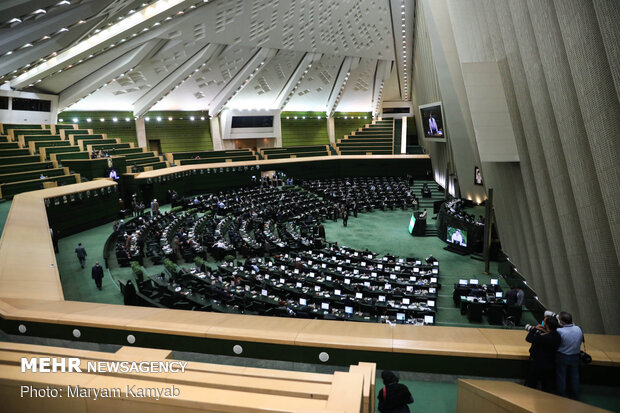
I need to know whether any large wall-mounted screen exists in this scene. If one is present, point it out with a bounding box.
[419,102,446,142]
[231,116,274,128]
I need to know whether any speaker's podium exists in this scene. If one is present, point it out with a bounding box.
[409,212,427,236]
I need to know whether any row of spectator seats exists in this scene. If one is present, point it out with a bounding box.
[165,148,258,165]
[0,123,168,196]
[335,119,394,155]
[260,145,331,159]
[0,341,374,413]
[0,123,83,198]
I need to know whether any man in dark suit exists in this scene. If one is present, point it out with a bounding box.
[75,243,87,269]
[91,262,104,290]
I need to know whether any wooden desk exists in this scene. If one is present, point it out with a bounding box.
[457,379,612,413]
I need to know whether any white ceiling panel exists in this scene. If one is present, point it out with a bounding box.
[227,49,305,110]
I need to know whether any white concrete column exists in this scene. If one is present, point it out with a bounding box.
[210,116,224,150]
[135,118,147,148]
[401,116,408,154]
[327,117,335,144]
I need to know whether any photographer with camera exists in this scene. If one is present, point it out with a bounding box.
[524,316,560,393]
[556,311,584,400]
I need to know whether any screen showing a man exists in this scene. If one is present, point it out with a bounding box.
[107,168,119,181]
[474,166,483,185]
[419,103,445,139]
[446,226,468,247]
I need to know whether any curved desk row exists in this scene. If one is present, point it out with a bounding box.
[0,160,618,383]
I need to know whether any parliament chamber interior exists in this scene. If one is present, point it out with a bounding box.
[0,1,618,412]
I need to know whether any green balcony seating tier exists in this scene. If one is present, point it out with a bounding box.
[338,149,394,155]
[0,161,54,175]
[0,174,79,199]
[107,148,146,156]
[0,155,42,165]
[51,152,91,163]
[336,119,394,155]
[0,167,67,184]
[262,145,329,154]
[87,142,132,151]
[41,146,82,160]
[63,129,92,138]
[30,140,73,153]
[60,159,112,180]
[125,156,161,166]
[122,151,156,160]
[261,145,330,159]
[50,124,78,134]
[177,155,258,165]
[0,142,20,150]
[340,141,394,147]
[170,149,253,161]
[68,134,105,145]
[20,134,63,147]
[11,129,52,140]
[265,152,329,160]
[128,161,168,172]
[78,138,119,149]
[0,149,31,157]
[0,136,9,142]
[1,124,44,135]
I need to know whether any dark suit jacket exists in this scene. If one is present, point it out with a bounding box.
[526,329,561,369]
[92,265,104,280]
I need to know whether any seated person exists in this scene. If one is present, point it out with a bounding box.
[425,254,437,264]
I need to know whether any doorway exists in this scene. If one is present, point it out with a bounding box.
[148,139,162,154]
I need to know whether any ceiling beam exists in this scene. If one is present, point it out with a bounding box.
[0,0,61,23]
[208,47,277,117]
[389,0,414,100]
[58,39,166,111]
[0,17,101,81]
[326,56,360,117]
[0,2,109,56]
[133,43,224,118]
[10,0,199,89]
[371,60,392,117]
[274,52,322,110]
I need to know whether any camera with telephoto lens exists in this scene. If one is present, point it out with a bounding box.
[524,324,540,333]
[544,311,558,318]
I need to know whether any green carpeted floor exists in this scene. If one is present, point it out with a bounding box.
[57,220,123,304]
[372,376,620,413]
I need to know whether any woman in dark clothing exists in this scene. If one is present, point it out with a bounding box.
[124,280,137,305]
[378,370,414,413]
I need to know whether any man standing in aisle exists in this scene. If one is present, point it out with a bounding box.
[75,243,87,269]
[91,262,104,290]
[556,311,583,400]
